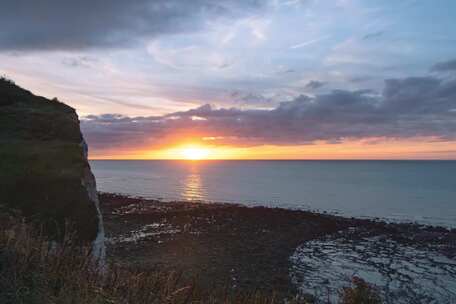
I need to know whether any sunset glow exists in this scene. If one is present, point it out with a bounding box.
[4,1,456,160]
[180,146,210,160]
[87,137,456,160]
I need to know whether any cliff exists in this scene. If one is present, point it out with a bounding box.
[0,77,104,255]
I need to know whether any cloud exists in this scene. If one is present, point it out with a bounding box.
[282,69,296,73]
[362,31,384,40]
[61,56,97,68]
[305,80,326,90]
[431,59,456,72]
[349,76,374,83]
[81,73,456,151]
[290,35,330,49]
[229,91,272,105]
[0,0,266,51]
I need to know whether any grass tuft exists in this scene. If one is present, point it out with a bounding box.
[339,277,382,304]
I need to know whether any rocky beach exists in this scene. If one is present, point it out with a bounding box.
[100,193,456,303]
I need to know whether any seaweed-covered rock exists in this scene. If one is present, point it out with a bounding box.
[0,77,104,249]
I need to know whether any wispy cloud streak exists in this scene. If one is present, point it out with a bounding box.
[290,35,330,49]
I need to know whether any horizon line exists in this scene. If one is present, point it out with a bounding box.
[89,158,456,161]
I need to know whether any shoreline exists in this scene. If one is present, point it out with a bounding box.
[100,192,456,301]
[99,191,456,230]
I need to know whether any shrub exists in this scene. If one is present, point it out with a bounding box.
[339,276,382,304]
[0,75,15,85]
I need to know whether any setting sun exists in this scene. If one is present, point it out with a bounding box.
[181,147,210,160]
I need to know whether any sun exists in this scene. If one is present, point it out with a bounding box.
[181,147,210,160]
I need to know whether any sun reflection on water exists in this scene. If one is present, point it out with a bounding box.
[182,165,205,201]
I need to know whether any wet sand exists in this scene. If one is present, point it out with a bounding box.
[100,193,456,301]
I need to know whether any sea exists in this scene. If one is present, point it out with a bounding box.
[90,160,456,228]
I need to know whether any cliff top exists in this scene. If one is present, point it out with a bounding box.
[0,77,82,142]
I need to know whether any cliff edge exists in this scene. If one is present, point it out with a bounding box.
[0,77,104,255]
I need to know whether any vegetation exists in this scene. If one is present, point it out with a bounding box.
[339,277,382,304]
[0,77,81,141]
[0,75,15,85]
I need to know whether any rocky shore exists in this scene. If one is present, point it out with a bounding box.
[100,193,456,303]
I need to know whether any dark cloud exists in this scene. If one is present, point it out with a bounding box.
[305,80,326,90]
[230,91,272,105]
[0,0,265,51]
[61,56,97,68]
[431,59,456,72]
[81,74,456,151]
[349,75,374,83]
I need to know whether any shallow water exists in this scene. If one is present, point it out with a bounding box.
[91,160,456,227]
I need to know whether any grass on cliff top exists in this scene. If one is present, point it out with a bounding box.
[0,211,382,304]
[0,77,82,143]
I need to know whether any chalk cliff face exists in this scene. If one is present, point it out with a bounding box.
[0,78,104,255]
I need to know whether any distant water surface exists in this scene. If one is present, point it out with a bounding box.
[90,160,456,227]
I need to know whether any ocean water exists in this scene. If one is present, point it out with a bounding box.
[90,160,456,228]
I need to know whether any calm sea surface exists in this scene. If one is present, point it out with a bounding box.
[90,160,456,227]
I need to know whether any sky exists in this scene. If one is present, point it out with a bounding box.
[1,0,456,159]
